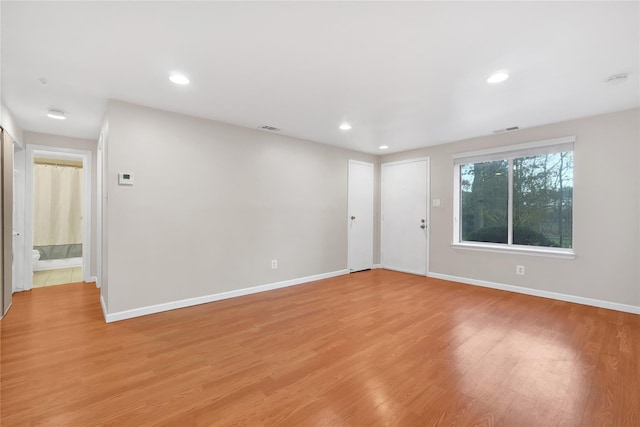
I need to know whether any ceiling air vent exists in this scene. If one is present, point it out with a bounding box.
[493,126,520,134]
[259,125,281,132]
[605,73,629,86]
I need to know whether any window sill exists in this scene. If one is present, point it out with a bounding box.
[452,242,576,259]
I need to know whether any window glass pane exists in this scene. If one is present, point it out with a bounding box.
[513,151,573,248]
[460,160,508,243]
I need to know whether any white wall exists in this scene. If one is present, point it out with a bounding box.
[382,108,640,309]
[104,100,378,314]
[23,132,98,277]
[1,102,23,147]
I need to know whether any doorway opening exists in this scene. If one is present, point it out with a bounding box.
[23,146,92,290]
[32,156,84,287]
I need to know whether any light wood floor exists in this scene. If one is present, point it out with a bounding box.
[1,270,638,426]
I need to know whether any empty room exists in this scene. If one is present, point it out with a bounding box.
[1,1,638,426]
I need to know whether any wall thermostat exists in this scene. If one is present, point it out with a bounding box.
[118,172,134,185]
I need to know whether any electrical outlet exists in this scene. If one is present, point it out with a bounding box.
[271,260,278,269]
[516,265,525,275]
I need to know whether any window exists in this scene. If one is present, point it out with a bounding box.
[453,137,574,255]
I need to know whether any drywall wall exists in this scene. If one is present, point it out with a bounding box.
[382,108,640,308]
[1,102,24,147]
[23,132,98,277]
[104,100,378,313]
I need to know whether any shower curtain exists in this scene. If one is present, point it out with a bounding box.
[33,164,83,260]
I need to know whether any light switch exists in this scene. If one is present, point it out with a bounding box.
[118,172,134,185]
[432,199,441,207]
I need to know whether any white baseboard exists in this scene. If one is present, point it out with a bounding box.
[87,276,97,284]
[104,269,350,323]
[372,264,383,269]
[427,272,640,315]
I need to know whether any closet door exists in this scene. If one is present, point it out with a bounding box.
[348,160,374,272]
[1,129,14,316]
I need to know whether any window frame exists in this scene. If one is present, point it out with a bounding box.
[452,136,576,259]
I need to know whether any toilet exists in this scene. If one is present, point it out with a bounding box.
[32,249,40,270]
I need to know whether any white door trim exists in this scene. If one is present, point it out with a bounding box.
[380,157,430,276]
[25,145,92,290]
[95,134,103,288]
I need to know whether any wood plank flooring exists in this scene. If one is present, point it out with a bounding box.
[1,270,638,426]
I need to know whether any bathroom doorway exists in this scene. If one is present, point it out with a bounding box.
[32,156,83,287]
[24,146,92,290]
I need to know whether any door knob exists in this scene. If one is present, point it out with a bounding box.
[420,224,426,229]
[351,216,356,220]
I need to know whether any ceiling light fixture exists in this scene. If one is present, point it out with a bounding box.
[339,123,352,131]
[487,72,509,84]
[47,109,66,120]
[379,145,389,150]
[169,73,190,85]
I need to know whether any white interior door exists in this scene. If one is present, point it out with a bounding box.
[348,160,374,272]
[13,144,25,292]
[2,130,14,315]
[381,158,428,275]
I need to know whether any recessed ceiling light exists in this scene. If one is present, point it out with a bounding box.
[487,72,509,84]
[379,145,389,150]
[339,123,352,131]
[169,73,190,85]
[47,109,66,120]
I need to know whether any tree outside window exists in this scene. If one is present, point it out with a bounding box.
[459,151,573,249]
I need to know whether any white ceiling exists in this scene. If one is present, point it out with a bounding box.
[1,1,638,154]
